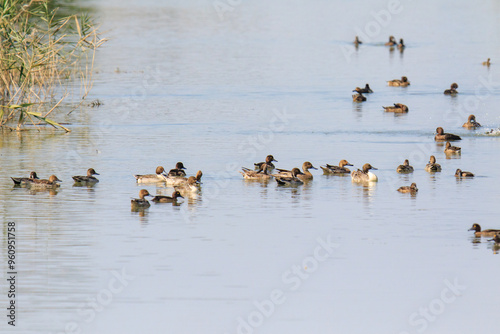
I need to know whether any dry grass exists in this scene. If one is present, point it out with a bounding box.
[0,0,106,132]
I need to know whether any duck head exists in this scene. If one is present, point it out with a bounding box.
[468,223,481,232]
[49,175,62,183]
[139,189,152,199]
[362,163,377,173]
[155,166,165,175]
[339,160,353,168]
[87,168,99,176]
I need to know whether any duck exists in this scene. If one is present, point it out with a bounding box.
[443,83,459,95]
[383,103,408,113]
[134,166,167,183]
[397,183,418,193]
[26,175,62,188]
[482,58,491,66]
[444,142,461,154]
[72,168,99,183]
[354,36,362,46]
[425,155,441,172]
[385,35,397,46]
[131,189,152,208]
[166,170,202,186]
[321,159,353,175]
[275,168,304,186]
[151,190,184,203]
[240,164,272,180]
[397,38,405,50]
[455,169,474,178]
[275,162,317,181]
[167,162,187,177]
[353,84,373,94]
[468,224,500,237]
[352,92,366,102]
[254,155,278,171]
[396,159,414,173]
[462,114,481,129]
[11,171,39,185]
[351,163,378,182]
[174,176,201,192]
[435,127,461,141]
[387,76,410,87]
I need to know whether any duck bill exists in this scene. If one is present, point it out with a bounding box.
[370,167,378,170]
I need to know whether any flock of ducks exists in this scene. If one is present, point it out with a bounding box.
[11,168,99,188]
[10,163,202,210]
[131,162,203,208]
[7,35,496,244]
[236,35,498,245]
[351,36,491,104]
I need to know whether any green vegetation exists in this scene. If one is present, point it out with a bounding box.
[0,0,106,132]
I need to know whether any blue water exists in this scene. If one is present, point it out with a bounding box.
[1,0,500,333]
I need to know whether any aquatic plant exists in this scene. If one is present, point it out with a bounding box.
[0,0,106,132]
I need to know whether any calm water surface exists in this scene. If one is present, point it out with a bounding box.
[1,0,500,333]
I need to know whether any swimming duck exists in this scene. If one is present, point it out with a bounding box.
[352,92,366,102]
[275,162,317,181]
[174,176,201,192]
[26,175,62,188]
[468,224,500,237]
[351,163,378,182]
[397,38,405,50]
[321,160,353,175]
[353,84,373,94]
[462,114,481,129]
[396,159,414,173]
[435,127,461,141]
[151,190,184,203]
[275,168,304,186]
[254,155,278,171]
[455,169,474,178]
[482,58,491,66]
[131,189,152,208]
[166,170,202,186]
[354,36,362,46]
[397,183,418,193]
[385,36,397,46]
[383,103,408,113]
[167,162,187,177]
[11,171,39,185]
[443,83,458,95]
[425,155,441,172]
[444,142,461,154]
[387,76,410,87]
[240,164,272,180]
[72,168,99,183]
[134,166,167,183]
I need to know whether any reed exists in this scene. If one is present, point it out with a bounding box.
[0,0,106,132]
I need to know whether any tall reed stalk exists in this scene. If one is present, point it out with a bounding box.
[0,0,106,132]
